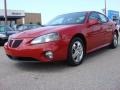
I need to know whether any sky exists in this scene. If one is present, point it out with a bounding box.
[0,0,120,24]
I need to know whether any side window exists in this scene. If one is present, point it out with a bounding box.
[18,26,24,31]
[89,12,100,21]
[98,13,108,23]
[24,25,29,30]
[6,26,13,31]
[28,25,32,29]
[32,25,39,29]
[0,26,5,32]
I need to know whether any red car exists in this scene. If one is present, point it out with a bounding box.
[4,11,119,66]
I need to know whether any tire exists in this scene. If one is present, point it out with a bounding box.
[0,39,5,46]
[109,32,118,49]
[0,40,3,46]
[0,42,4,46]
[67,37,85,66]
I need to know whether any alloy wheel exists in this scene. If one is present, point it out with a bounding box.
[71,41,84,63]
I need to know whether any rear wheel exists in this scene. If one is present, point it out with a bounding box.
[67,37,85,66]
[110,32,118,48]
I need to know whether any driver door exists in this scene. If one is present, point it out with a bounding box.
[87,12,105,51]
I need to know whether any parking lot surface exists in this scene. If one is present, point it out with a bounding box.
[0,39,120,90]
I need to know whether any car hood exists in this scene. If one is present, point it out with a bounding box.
[11,25,82,39]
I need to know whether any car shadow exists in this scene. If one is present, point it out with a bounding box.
[14,45,120,73]
[84,47,109,61]
[84,43,120,63]
[14,61,73,73]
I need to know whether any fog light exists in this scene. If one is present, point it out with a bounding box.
[45,51,53,59]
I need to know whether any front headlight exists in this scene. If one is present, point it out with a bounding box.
[0,34,6,38]
[31,33,60,44]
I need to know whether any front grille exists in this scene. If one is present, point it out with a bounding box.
[9,40,13,47]
[12,40,23,48]
[9,39,23,48]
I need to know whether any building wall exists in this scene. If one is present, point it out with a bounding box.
[107,10,119,20]
[17,13,41,25]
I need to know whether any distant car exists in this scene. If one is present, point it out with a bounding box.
[0,25,18,45]
[17,24,41,32]
[4,11,119,66]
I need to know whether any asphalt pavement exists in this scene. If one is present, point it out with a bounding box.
[0,39,120,90]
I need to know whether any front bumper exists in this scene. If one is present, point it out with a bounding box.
[4,38,68,62]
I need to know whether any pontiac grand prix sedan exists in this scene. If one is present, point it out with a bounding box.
[4,11,119,66]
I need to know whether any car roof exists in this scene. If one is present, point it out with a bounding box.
[56,11,102,17]
[62,11,103,15]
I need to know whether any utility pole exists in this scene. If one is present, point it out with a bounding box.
[4,0,7,25]
[105,0,107,15]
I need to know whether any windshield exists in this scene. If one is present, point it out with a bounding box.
[47,12,87,26]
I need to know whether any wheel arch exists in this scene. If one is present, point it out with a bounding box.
[114,29,119,37]
[70,33,87,52]
[67,33,86,66]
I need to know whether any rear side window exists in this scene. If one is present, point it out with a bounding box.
[98,13,108,23]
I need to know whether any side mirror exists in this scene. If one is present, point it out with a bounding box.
[88,19,100,26]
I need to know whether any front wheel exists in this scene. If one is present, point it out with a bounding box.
[109,32,118,48]
[67,37,85,66]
